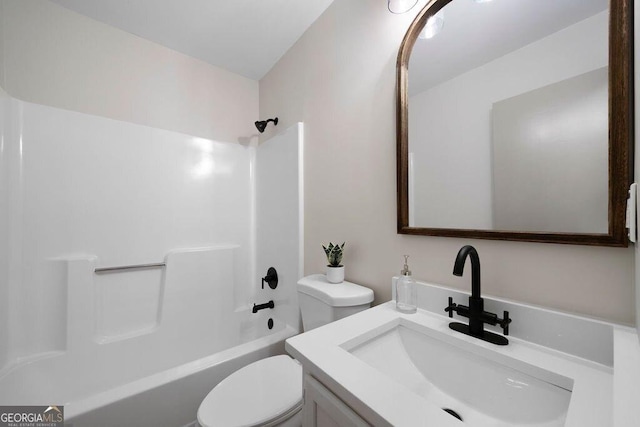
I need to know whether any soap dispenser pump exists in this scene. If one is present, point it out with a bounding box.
[396,255,417,313]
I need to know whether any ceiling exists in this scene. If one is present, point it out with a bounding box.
[49,0,336,81]
[47,0,608,88]
[409,0,608,96]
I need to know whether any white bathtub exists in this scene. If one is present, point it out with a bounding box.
[0,318,296,427]
[66,323,297,427]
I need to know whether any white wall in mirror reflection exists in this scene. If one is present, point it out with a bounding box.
[492,67,608,233]
[408,10,608,231]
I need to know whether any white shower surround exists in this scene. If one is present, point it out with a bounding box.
[0,94,303,426]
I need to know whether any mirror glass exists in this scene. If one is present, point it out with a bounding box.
[398,0,631,245]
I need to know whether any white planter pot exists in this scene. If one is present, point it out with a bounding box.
[326,266,344,284]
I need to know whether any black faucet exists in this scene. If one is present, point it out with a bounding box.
[445,245,511,346]
[252,300,274,313]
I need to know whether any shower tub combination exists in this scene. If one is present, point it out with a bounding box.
[0,95,303,427]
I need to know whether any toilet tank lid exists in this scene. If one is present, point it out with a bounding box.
[297,274,374,307]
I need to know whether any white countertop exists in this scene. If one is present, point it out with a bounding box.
[286,302,617,427]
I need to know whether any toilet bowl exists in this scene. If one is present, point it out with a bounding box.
[197,355,303,427]
[197,274,373,427]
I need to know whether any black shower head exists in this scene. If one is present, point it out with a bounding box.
[255,117,278,133]
[255,121,267,133]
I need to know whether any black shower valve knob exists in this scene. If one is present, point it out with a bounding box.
[261,267,278,289]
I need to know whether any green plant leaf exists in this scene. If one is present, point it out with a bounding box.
[323,242,345,267]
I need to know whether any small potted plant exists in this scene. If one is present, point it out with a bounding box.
[323,242,345,283]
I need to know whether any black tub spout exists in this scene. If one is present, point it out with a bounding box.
[252,300,274,313]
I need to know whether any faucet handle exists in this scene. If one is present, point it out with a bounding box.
[261,267,278,289]
[499,311,512,335]
[444,297,457,318]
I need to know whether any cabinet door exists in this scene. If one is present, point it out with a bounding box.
[303,374,370,427]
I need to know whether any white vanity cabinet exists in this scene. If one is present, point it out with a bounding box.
[303,374,370,427]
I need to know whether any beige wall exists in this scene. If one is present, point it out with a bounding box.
[1,0,258,143]
[260,0,635,324]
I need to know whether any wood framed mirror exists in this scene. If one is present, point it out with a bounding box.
[396,0,633,246]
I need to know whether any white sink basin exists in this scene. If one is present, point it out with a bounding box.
[343,321,573,427]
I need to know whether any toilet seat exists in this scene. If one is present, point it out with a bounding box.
[197,355,303,427]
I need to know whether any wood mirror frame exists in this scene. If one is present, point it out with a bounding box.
[396,0,633,246]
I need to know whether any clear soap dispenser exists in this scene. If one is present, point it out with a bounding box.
[396,255,417,313]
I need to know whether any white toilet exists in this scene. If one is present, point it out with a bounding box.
[197,274,374,427]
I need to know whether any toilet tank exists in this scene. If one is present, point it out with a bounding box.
[297,274,374,331]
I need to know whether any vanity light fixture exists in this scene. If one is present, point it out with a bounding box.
[388,0,418,14]
[419,10,444,39]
